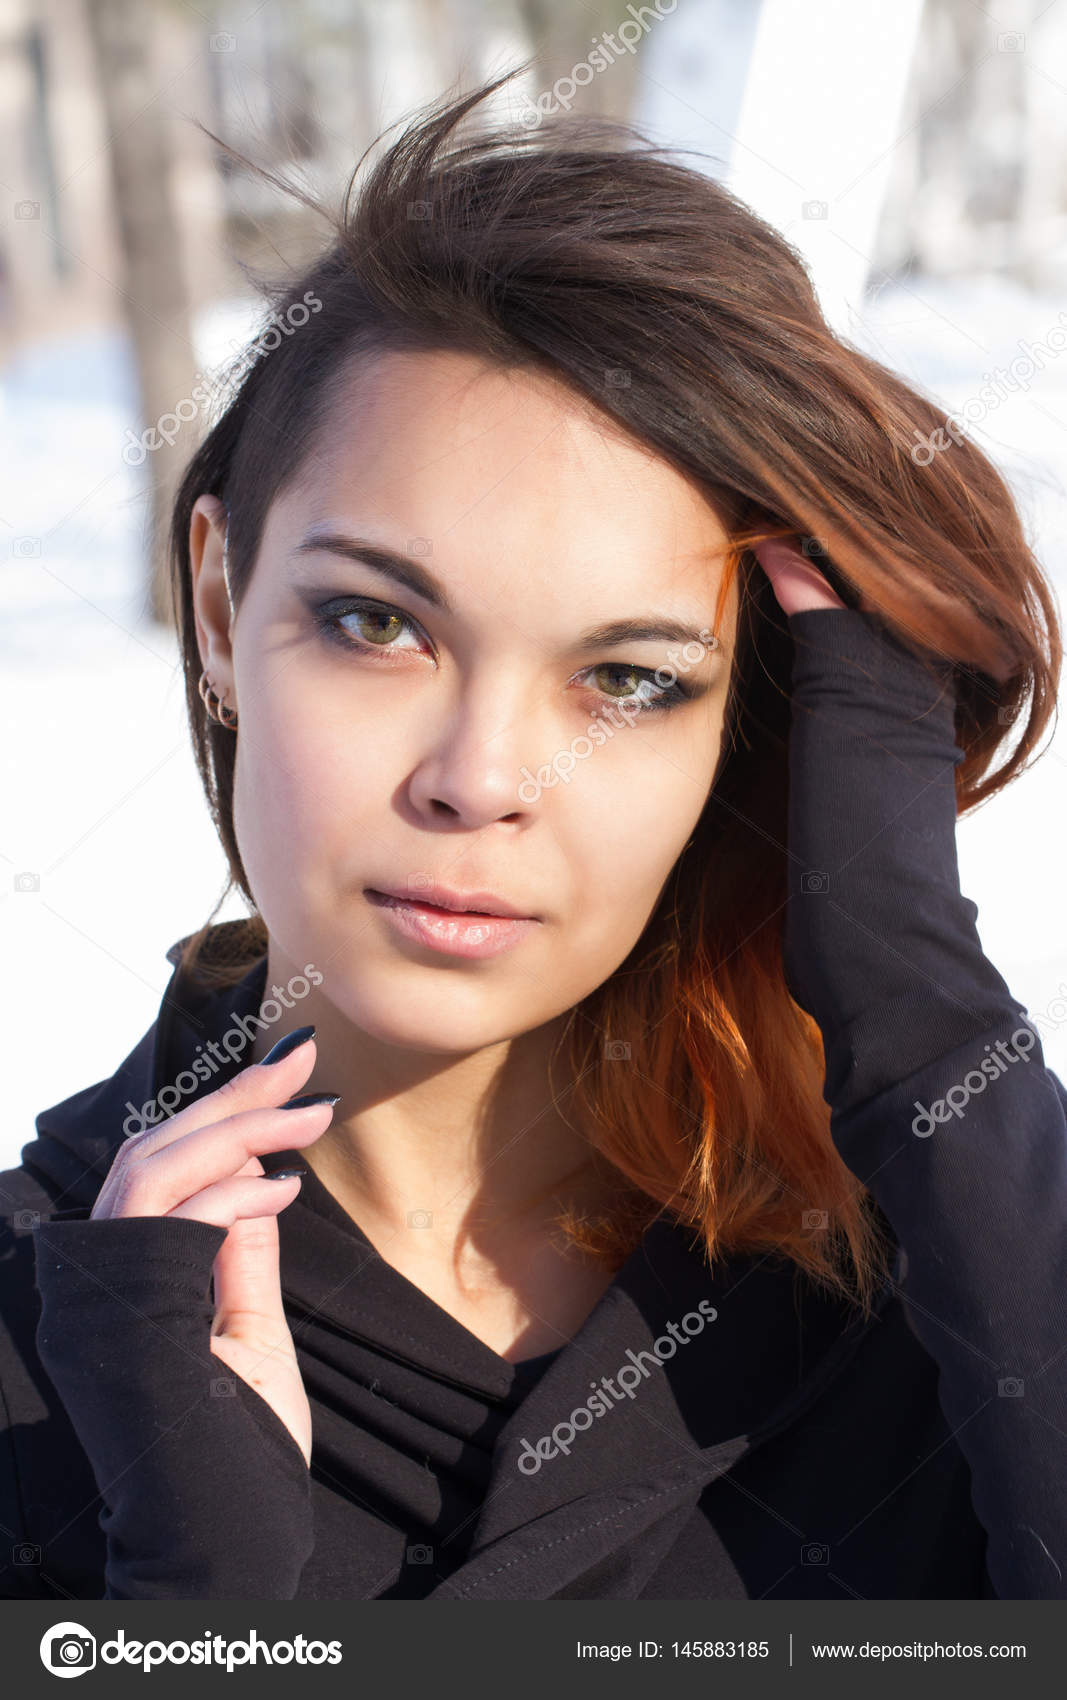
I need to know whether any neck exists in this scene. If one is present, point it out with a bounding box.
[247,944,610,1261]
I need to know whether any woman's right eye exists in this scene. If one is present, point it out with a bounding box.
[316,598,427,657]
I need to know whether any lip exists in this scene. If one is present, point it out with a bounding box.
[366,881,536,920]
[365,888,541,960]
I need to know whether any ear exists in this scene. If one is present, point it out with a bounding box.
[189,494,235,703]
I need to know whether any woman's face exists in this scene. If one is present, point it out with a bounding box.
[192,349,739,1052]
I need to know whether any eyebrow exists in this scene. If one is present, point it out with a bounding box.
[291,530,727,655]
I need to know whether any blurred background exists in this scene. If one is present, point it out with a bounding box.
[2,0,1066,1161]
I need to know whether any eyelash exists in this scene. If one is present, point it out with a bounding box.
[313,597,696,715]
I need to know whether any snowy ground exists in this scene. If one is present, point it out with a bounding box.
[1,277,1065,1170]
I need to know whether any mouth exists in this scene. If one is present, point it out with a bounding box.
[364,883,536,921]
[364,887,541,960]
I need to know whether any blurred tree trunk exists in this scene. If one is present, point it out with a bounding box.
[84,0,198,627]
[516,0,642,118]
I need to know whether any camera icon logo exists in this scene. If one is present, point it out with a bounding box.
[604,1040,631,1061]
[406,1543,434,1564]
[801,1542,830,1565]
[802,200,828,220]
[800,536,829,558]
[801,870,828,894]
[407,1209,433,1229]
[40,1621,97,1676]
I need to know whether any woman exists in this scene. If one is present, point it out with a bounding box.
[2,68,1064,1602]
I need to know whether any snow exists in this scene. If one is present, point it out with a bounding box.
[1,279,1065,1171]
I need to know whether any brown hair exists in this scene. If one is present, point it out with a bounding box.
[170,64,1061,1319]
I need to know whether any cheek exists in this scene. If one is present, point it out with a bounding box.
[600,702,722,842]
[230,678,394,917]
[550,743,715,952]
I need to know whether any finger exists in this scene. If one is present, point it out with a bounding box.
[119,1029,319,1159]
[188,1170,300,1345]
[96,1098,336,1220]
[202,1153,292,1338]
[166,1169,304,1231]
[210,1211,290,1340]
[753,539,847,614]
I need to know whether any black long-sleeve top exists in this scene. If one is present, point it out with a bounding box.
[2,607,1064,1600]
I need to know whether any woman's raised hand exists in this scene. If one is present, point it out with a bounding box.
[753,536,851,614]
[90,1025,338,1468]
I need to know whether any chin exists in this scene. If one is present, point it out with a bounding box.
[332,977,530,1056]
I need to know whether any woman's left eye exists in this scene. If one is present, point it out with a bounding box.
[577,662,692,714]
[315,599,692,714]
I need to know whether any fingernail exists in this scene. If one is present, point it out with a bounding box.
[261,1026,316,1065]
[267,1167,307,1181]
[282,1092,341,1111]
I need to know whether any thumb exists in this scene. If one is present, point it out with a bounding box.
[209,1154,292,1338]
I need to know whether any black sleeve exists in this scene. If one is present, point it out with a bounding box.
[31,1213,315,1600]
[784,607,1067,1601]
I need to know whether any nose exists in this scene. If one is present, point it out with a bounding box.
[406,671,539,829]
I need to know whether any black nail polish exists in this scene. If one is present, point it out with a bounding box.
[267,1167,307,1180]
[261,1026,316,1065]
[282,1092,341,1111]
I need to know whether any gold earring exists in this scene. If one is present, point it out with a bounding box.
[197,670,239,729]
